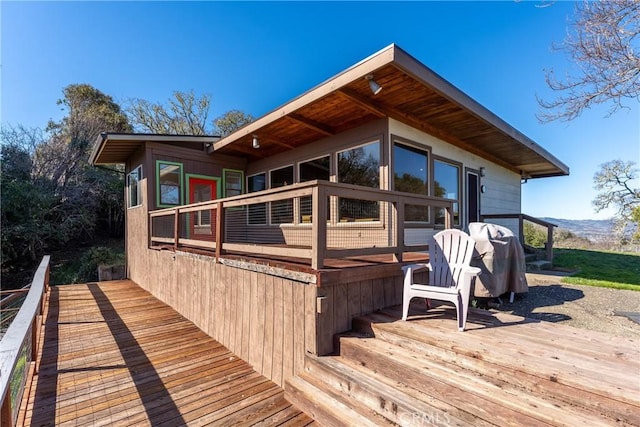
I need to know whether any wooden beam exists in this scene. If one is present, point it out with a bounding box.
[338,87,520,175]
[336,89,386,117]
[261,136,296,150]
[287,114,335,136]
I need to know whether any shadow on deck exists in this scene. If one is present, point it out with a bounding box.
[21,280,316,426]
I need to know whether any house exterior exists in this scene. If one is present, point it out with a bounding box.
[89,44,568,386]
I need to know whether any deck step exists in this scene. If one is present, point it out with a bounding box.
[348,310,640,426]
[339,334,564,426]
[284,375,390,427]
[526,259,553,271]
[303,352,487,427]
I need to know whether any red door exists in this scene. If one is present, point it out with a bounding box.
[188,177,217,241]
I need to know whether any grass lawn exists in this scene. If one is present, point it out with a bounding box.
[553,248,640,291]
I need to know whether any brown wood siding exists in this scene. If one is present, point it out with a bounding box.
[147,142,246,211]
[129,248,319,387]
[315,273,405,356]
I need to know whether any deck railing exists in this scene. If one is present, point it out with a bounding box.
[481,213,557,263]
[150,180,455,269]
[1,286,31,339]
[0,255,50,427]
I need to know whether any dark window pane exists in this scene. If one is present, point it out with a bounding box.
[300,156,330,182]
[158,162,181,206]
[338,142,379,188]
[394,144,428,195]
[338,142,380,222]
[300,156,330,221]
[248,173,266,224]
[270,166,294,224]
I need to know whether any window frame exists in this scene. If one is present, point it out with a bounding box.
[246,171,267,225]
[433,156,463,227]
[222,168,244,198]
[269,164,295,225]
[155,160,184,208]
[336,140,382,224]
[127,164,143,209]
[392,137,432,225]
[298,155,331,224]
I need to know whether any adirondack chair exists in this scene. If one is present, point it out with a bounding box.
[401,229,481,331]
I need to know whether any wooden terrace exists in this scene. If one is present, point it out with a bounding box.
[20,280,316,426]
[15,277,640,426]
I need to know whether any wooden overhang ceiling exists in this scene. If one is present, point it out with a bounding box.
[91,133,220,165]
[211,44,569,179]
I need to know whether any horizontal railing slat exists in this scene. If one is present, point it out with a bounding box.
[149,180,455,268]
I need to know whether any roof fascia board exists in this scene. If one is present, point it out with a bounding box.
[90,133,220,165]
[211,44,397,153]
[390,46,569,175]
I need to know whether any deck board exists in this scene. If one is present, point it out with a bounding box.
[21,280,316,426]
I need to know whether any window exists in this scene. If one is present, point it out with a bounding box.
[127,165,142,208]
[156,161,183,207]
[393,142,429,222]
[270,165,294,224]
[247,173,266,225]
[338,141,380,188]
[337,141,380,222]
[300,156,330,182]
[299,156,330,223]
[223,169,244,198]
[434,158,461,226]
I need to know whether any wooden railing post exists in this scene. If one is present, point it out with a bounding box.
[173,208,180,251]
[216,201,224,260]
[546,225,554,264]
[311,185,327,270]
[518,214,524,247]
[394,199,404,262]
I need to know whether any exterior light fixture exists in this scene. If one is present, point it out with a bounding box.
[252,135,260,149]
[365,74,382,95]
[479,167,486,177]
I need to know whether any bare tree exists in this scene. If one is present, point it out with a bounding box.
[212,109,254,137]
[127,91,212,135]
[538,1,640,122]
[593,159,639,241]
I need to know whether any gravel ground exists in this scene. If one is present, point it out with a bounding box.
[485,271,640,340]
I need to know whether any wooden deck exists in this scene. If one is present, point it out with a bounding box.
[20,280,316,426]
[286,303,640,426]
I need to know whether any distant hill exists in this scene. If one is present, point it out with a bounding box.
[541,217,615,241]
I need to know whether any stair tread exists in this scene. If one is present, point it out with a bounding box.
[349,312,640,426]
[306,354,493,427]
[338,334,624,427]
[285,375,389,427]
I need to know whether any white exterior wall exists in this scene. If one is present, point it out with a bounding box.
[389,119,522,238]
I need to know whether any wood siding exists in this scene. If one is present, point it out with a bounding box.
[128,246,319,387]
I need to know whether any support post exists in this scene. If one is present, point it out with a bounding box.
[311,185,327,270]
[546,224,554,264]
[173,208,180,251]
[394,199,404,262]
[215,201,224,260]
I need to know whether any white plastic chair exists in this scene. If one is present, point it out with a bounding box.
[401,229,481,331]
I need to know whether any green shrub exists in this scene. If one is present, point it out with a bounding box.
[524,222,547,248]
[76,246,124,282]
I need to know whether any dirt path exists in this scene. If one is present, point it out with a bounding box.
[488,271,640,339]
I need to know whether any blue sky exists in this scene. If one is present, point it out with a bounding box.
[2,1,638,220]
